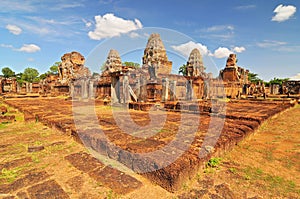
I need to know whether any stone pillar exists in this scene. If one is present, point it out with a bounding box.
[111,76,120,104]
[81,79,88,99]
[203,80,209,99]
[123,76,129,104]
[169,80,176,101]
[162,78,169,102]
[69,82,74,98]
[17,83,20,93]
[139,76,147,102]
[186,80,193,100]
[29,83,32,93]
[136,78,140,100]
[89,80,94,99]
[25,82,29,93]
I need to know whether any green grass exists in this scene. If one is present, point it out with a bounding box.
[206,157,222,168]
[0,167,22,183]
[239,166,300,196]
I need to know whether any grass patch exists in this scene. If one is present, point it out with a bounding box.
[0,167,22,183]
[240,166,300,196]
[204,157,222,174]
[207,157,222,168]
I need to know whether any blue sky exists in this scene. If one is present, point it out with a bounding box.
[0,0,299,81]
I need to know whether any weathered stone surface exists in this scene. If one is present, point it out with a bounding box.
[187,48,205,77]
[0,115,15,123]
[226,54,237,67]
[16,191,30,199]
[4,98,294,192]
[58,51,91,84]
[27,180,69,199]
[142,33,172,74]
[65,152,105,173]
[88,166,143,194]
[0,106,8,114]
[0,157,32,171]
[0,171,49,193]
[27,146,45,153]
[104,49,122,73]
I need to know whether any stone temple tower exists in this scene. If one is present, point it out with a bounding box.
[142,33,172,75]
[186,48,205,77]
[104,49,122,73]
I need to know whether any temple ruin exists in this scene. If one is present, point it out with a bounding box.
[1,33,298,101]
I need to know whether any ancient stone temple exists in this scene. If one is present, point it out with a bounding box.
[53,51,92,97]
[58,51,91,84]
[104,49,122,73]
[187,48,205,77]
[219,54,249,98]
[142,33,172,75]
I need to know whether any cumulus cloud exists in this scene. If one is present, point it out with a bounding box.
[210,46,246,58]
[211,47,233,58]
[1,43,41,53]
[290,73,300,80]
[6,24,22,35]
[17,44,41,53]
[233,46,246,53]
[272,4,296,22]
[88,13,143,40]
[171,41,209,58]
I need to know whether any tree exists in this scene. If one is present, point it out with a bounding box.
[268,77,289,86]
[178,64,187,76]
[22,67,39,83]
[100,62,106,72]
[1,67,15,78]
[49,62,60,75]
[92,72,99,77]
[123,61,140,69]
[248,72,262,83]
[39,73,48,80]
[15,73,23,84]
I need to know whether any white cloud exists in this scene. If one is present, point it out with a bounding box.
[171,41,209,58]
[290,73,300,80]
[234,5,256,10]
[0,0,35,12]
[211,47,233,58]
[205,25,234,32]
[27,58,35,62]
[199,25,235,40]
[0,44,14,49]
[128,32,140,38]
[257,40,287,48]
[233,46,246,53]
[6,24,22,35]
[51,3,84,11]
[85,22,92,28]
[17,44,41,53]
[1,43,41,53]
[88,13,143,40]
[272,4,296,22]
